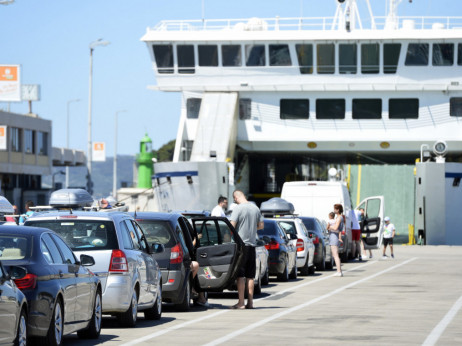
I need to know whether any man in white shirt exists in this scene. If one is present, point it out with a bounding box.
[382,216,396,259]
[211,196,228,217]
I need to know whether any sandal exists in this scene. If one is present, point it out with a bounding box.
[230,304,245,310]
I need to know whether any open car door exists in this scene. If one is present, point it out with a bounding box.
[356,196,384,250]
[191,217,244,292]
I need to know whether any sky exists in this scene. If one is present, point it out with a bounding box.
[0,0,458,156]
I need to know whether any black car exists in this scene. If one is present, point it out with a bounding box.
[0,261,28,346]
[257,219,297,282]
[131,212,196,311]
[0,226,101,346]
[299,216,333,270]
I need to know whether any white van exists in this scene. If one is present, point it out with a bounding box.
[281,181,384,260]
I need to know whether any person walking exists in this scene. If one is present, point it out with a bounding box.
[357,208,373,259]
[326,204,344,277]
[350,209,361,260]
[229,190,264,309]
[211,196,228,217]
[382,216,395,259]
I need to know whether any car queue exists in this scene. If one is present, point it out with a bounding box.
[0,190,341,345]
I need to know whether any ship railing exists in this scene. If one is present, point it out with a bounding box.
[150,16,462,32]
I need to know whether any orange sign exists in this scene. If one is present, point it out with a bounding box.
[93,142,106,162]
[0,126,6,150]
[0,66,18,82]
[94,142,105,151]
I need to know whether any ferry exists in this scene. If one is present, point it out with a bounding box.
[140,0,462,238]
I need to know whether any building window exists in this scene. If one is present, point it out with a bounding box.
[222,45,241,66]
[269,44,292,66]
[317,44,335,74]
[186,98,201,119]
[389,99,419,119]
[37,131,48,155]
[245,45,265,66]
[25,129,35,154]
[177,45,195,74]
[361,43,380,74]
[11,127,21,152]
[352,99,382,119]
[152,45,173,74]
[405,43,429,66]
[383,43,401,74]
[280,99,309,120]
[198,45,218,67]
[433,43,454,66]
[450,98,462,117]
[339,44,357,74]
[458,44,462,66]
[316,99,345,119]
[239,99,251,120]
[296,44,313,74]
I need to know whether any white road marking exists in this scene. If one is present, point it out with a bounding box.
[204,257,418,346]
[422,293,462,346]
[121,260,376,345]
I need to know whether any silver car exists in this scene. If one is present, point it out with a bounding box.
[25,211,163,327]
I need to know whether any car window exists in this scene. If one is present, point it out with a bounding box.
[301,218,316,231]
[0,235,29,260]
[119,221,135,250]
[258,221,279,237]
[41,239,54,264]
[124,220,142,250]
[137,220,176,248]
[51,234,76,265]
[277,224,288,240]
[278,221,297,237]
[195,220,219,246]
[218,220,235,244]
[132,221,149,251]
[0,263,4,278]
[176,225,190,258]
[42,233,64,264]
[26,220,118,251]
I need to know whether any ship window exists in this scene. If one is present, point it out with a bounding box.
[317,44,335,74]
[11,127,21,152]
[198,45,218,67]
[296,44,313,74]
[245,45,265,66]
[433,43,454,66]
[389,99,419,119]
[458,44,462,65]
[339,44,357,74]
[280,99,309,120]
[383,43,401,74]
[239,99,252,120]
[450,98,462,117]
[37,131,48,155]
[316,99,345,119]
[25,129,35,154]
[269,44,292,66]
[405,43,429,66]
[152,45,173,74]
[352,99,382,119]
[186,98,201,119]
[177,45,195,74]
[222,45,242,66]
[361,43,379,74]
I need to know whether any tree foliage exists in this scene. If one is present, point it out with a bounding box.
[153,140,175,162]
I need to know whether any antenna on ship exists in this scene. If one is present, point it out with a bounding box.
[332,0,376,31]
[386,0,413,30]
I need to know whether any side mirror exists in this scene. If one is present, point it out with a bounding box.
[151,243,165,254]
[8,266,27,280]
[80,254,95,266]
[308,232,314,239]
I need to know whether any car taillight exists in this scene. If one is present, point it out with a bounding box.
[296,239,304,252]
[109,249,128,272]
[170,243,184,264]
[14,273,37,290]
[265,241,280,250]
[312,236,320,245]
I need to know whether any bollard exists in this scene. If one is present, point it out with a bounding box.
[408,224,416,245]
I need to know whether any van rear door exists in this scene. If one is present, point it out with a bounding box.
[356,196,384,249]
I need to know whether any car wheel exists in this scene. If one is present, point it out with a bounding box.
[145,282,162,320]
[277,261,289,282]
[261,266,269,286]
[300,257,310,276]
[174,279,191,312]
[254,267,262,295]
[39,298,63,346]
[318,250,326,271]
[289,262,297,280]
[326,253,334,270]
[78,289,102,339]
[14,307,27,346]
[118,289,138,327]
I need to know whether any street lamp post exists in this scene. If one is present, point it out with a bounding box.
[113,110,127,199]
[87,38,110,194]
[66,98,80,188]
[52,170,65,191]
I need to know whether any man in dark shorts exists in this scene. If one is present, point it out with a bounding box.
[382,216,396,259]
[230,190,264,309]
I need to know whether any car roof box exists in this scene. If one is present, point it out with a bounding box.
[0,196,14,214]
[260,197,294,216]
[49,189,94,208]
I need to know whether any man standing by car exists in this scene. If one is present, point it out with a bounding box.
[229,190,264,310]
[382,216,395,259]
[211,196,228,217]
